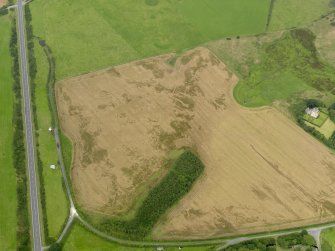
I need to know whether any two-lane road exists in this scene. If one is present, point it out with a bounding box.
[17,0,42,250]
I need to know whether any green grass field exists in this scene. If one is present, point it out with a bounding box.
[30,0,270,79]
[234,70,311,107]
[0,15,17,251]
[269,0,332,31]
[63,223,218,251]
[34,40,68,240]
[234,29,335,107]
[321,228,335,251]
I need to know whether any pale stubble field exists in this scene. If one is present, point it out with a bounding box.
[56,48,335,239]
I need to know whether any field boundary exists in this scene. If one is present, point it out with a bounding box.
[265,0,276,31]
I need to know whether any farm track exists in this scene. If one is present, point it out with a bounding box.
[14,0,335,250]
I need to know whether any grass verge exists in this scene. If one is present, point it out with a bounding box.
[25,5,68,244]
[0,14,16,251]
[33,39,68,241]
[321,227,335,251]
[62,222,218,251]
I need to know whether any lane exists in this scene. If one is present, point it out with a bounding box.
[16,0,42,250]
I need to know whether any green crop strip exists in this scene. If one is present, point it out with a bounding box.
[96,150,204,240]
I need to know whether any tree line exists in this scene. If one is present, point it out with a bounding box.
[224,231,316,251]
[10,17,31,251]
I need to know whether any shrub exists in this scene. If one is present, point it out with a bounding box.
[145,0,159,6]
[49,243,63,251]
[328,103,335,122]
[277,231,316,249]
[0,8,8,16]
[306,99,324,108]
[224,238,276,251]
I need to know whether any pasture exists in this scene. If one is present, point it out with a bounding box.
[56,48,335,239]
[0,15,16,251]
[34,40,68,239]
[268,0,332,31]
[233,29,335,107]
[29,0,270,79]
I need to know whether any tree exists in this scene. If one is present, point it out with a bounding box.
[49,243,62,251]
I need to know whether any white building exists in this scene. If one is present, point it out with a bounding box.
[305,107,320,119]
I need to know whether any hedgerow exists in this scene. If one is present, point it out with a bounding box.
[265,0,275,31]
[99,150,204,239]
[10,17,31,251]
[224,238,276,251]
[328,102,335,122]
[223,231,316,251]
[277,230,316,249]
[0,6,8,16]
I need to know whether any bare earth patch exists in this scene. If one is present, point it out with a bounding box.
[0,0,6,7]
[56,48,335,239]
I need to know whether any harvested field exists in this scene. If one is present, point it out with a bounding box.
[57,48,335,239]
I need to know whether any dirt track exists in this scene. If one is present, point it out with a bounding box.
[56,48,335,239]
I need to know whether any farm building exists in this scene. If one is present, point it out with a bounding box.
[305,107,320,119]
